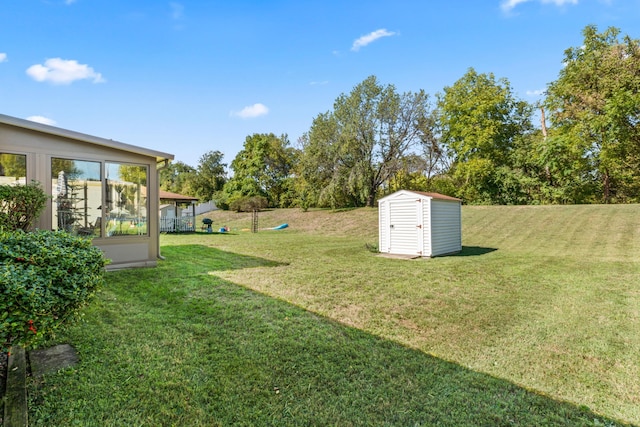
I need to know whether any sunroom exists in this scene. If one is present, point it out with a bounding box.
[0,113,174,270]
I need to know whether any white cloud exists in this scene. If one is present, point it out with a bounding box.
[542,0,579,5]
[170,2,184,20]
[26,115,57,126]
[501,0,578,12]
[0,53,7,63]
[351,29,396,51]
[310,80,329,86]
[230,103,269,119]
[501,0,530,11]
[526,89,545,96]
[26,58,105,85]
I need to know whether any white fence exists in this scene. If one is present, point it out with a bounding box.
[192,200,217,216]
[160,215,195,233]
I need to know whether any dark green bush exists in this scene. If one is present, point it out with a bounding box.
[0,181,49,232]
[0,230,108,351]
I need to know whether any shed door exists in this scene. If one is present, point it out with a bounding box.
[389,198,421,255]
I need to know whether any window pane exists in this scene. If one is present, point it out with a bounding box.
[51,158,102,237]
[105,162,148,237]
[0,153,27,185]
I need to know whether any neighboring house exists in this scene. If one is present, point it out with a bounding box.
[159,190,198,232]
[0,113,174,270]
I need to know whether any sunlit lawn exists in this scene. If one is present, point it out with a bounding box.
[27,205,640,426]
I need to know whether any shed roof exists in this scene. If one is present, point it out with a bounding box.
[0,113,174,163]
[410,191,461,202]
[379,190,461,202]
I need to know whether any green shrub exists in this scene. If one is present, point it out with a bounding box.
[0,181,49,232]
[0,230,108,351]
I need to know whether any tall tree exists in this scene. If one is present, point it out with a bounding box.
[221,134,297,208]
[302,75,432,208]
[545,25,640,203]
[159,161,197,195]
[437,68,533,204]
[192,150,227,201]
[417,108,448,190]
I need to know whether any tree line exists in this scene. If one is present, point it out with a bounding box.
[160,25,640,209]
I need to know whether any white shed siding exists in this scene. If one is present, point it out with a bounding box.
[420,198,432,256]
[430,200,462,256]
[388,198,419,255]
[378,201,389,252]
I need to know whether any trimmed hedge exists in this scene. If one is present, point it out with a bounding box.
[0,230,108,351]
[0,182,49,232]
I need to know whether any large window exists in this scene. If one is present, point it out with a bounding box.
[0,153,27,185]
[105,162,148,236]
[51,158,102,237]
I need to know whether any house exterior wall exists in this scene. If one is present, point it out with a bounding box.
[0,117,172,269]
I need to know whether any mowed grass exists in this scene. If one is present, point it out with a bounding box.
[26,205,639,426]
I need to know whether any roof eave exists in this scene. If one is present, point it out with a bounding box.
[0,113,174,163]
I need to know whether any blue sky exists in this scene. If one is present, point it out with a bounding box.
[2,0,639,168]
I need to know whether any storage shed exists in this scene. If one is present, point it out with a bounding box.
[378,190,462,257]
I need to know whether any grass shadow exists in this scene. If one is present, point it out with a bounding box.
[159,244,287,272]
[452,245,498,257]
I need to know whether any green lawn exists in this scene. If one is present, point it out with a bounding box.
[27,205,640,426]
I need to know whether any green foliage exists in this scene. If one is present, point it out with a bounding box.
[0,230,107,351]
[117,164,147,186]
[159,153,227,201]
[159,161,198,195]
[192,150,227,201]
[301,76,433,208]
[546,25,640,203]
[0,153,27,178]
[0,181,49,232]
[228,195,268,212]
[437,68,533,204]
[221,133,297,208]
[364,242,379,253]
[387,169,429,193]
